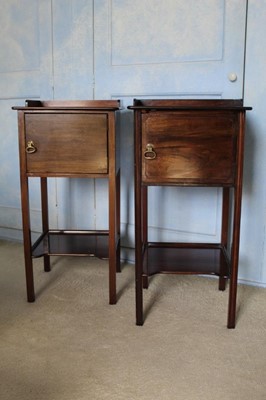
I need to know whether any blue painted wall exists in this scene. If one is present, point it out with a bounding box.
[241,0,266,285]
[0,0,265,287]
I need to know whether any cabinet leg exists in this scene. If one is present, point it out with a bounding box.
[135,186,144,325]
[228,261,238,329]
[116,170,121,273]
[136,265,144,326]
[219,276,226,291]
[21,176,35,302]
[108,232,117,305]
[227,233,240,329]
[22,222,35,302]
[135,238,144,324]
[143,275,149,289]
[25,257,35,302]
[40,178,51,272]
[109,171,117,305]
[227,113,245,329]
[116,243,121,274]
[109,268,116,304]
[43,255,51,272]
[220,187,229,291]
[141,188,148,289]
[227,297,236,328]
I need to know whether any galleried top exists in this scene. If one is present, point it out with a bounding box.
[128,99,252,111]
[12,99,121,111]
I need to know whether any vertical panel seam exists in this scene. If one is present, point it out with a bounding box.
[50,0,55,99]
[242,0,249,101]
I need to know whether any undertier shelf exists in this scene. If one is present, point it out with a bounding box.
[143,243,230,277]
[32,230,110,259]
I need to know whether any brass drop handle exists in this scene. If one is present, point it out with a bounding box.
[26,140,37,154]
[144,143,156,160]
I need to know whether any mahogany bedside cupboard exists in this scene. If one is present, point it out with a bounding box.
[13,100,121,305]
[128,99,252,328]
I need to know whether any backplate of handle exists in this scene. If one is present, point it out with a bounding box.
[26,140,37,154]
[144,143,156,160]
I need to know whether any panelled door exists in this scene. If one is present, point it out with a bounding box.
[0,0,94,239]
[94,0,248,260]
[1,0,248,263]
[0,0,54,238]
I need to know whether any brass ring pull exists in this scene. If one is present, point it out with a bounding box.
[144,143,156,160]
[26,140,37,154]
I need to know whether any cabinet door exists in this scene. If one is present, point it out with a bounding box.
[141,111,238,185]
[25,113,108,175]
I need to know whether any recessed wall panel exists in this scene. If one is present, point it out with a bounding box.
[0,1,40,72]
[111,0,224,65]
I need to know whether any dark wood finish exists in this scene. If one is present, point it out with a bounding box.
[130,98,251,110]
[40,177,50,272]
[141,111,238,185]
[25,113,108,174]
[13,100,120,304]
[143,243,229,276]
[23,99,120,110]
[220,187,230,290]
[129,99,252,328]
[32,231,109,258]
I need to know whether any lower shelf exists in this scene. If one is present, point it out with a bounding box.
[143,242,230,277]
[32,230,109,259]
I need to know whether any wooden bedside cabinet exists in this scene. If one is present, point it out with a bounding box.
[13,100,121,305]
[128,99,252,328]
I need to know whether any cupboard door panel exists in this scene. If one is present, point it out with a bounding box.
[25,113,108,174]
[142,111,238,184]
[94,0,247,246]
